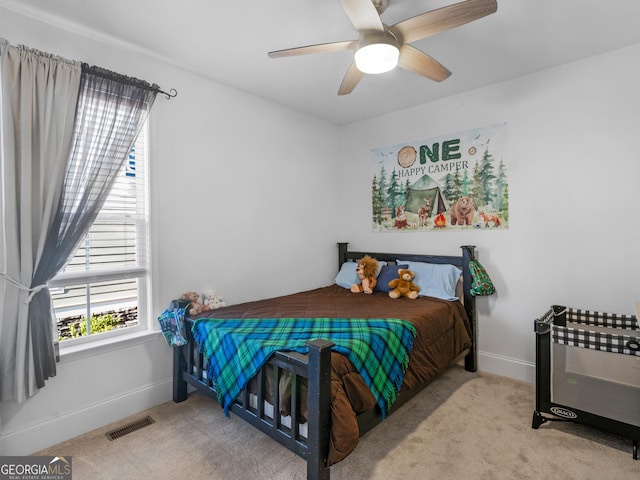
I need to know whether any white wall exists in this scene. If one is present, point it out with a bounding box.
[0,7,340,455]
[338,43,640,382]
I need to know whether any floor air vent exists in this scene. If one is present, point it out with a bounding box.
[105,415,155,440]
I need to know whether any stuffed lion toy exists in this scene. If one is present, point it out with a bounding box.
[388,268,420,299]
[350,255,379,294]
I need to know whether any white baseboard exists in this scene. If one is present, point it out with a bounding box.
[1,378,173,456]
[478,350,535,384]
[2,354,534,456]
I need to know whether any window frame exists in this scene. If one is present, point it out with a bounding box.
[52,121,151,349]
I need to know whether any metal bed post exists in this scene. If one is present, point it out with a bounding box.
[461,245,477,372]
[173,345,188,402]
[305,339,333,480]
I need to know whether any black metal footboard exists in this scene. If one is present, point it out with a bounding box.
[173,318,334,480]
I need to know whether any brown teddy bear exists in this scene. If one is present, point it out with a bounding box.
[180,291,209,316]
[388,268,420,299]
[449,195,475,226]
[350,255,379,294]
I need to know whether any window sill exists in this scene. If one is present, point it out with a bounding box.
[59,330,163,363]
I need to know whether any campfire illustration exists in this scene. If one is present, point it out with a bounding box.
[433,213,447,228]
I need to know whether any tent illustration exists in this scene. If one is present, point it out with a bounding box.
[404,175,449,216]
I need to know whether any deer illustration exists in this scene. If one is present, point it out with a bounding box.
[417,199,430,227]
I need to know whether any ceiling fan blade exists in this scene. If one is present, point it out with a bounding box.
[391,0,497,44]
[341,0,384,32]
[338,63,365,95]
[397,44,451,82]
[268,40,356,58]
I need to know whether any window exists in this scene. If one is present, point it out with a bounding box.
[51,122,149,345]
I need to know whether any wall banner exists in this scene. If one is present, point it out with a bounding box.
[372,122,508,232]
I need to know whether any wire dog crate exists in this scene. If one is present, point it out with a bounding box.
[533,305,640,459]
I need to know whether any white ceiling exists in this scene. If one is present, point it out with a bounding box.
[3,0,640,125]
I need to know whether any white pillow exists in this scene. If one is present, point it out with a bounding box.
[335,262,358,289]
[400,260,462,301]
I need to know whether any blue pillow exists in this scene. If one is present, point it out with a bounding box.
[374,264,408,293]
[335,259,386,290]
[335,262,358,289]
[400,261,462,300]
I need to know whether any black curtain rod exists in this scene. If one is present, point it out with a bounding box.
[81,63,177,100]
[153,87,178,100]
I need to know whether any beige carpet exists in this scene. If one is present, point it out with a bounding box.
[34,367,638,479]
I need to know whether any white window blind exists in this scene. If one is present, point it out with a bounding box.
[51,122,149,342]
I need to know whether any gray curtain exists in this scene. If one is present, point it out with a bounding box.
[1,45,158,404]
[39,65,158,280]
[0,39,82,403]
[29,67,158,378]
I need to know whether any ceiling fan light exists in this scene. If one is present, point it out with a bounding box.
[354,42,399,74]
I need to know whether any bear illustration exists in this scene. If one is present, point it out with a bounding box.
[450,196,475,226]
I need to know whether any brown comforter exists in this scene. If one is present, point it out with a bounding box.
[194,285,471,464]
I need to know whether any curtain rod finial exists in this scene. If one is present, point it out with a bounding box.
[160,88,177,100]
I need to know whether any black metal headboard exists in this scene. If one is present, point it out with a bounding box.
[337,242,477,372]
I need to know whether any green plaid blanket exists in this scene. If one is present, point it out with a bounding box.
[192,317,416,418]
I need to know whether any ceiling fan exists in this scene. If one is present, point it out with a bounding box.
[268,0,498,95]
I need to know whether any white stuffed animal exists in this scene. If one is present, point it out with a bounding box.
[202,290,226,310]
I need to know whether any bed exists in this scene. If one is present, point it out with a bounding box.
[173,242,478,479]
